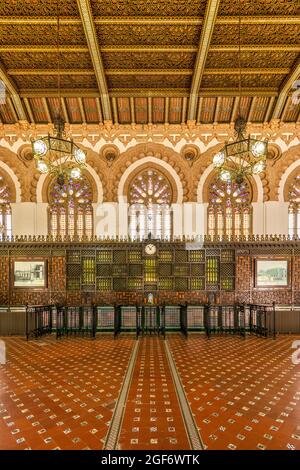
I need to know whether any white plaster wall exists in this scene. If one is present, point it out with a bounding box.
[172,203,183,238]
[118,201,129,237]
[183,202,206,238]
[11,202,48,236]
[252,202,264,236]
[94,202,117,238]
[264,201,289,236]
[9,200,292,238]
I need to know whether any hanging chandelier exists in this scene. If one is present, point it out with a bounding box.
[212,0,267,185]
[213,116,267,184]
[31,2,87,186]
[32,116,87,186]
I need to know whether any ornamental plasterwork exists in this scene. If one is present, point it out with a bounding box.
[211,24,299,45]
[0,122,299,151]
[0,24,86,46]
[95,24,201,46]
[218,0,298,16]
[0,0,78,16]
[90,0,207,17]
[205,51,299,69]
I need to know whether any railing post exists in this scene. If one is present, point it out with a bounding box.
[272,301,276,340]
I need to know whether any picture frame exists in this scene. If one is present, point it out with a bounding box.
[254,258,289,288]
[13,259,48,288]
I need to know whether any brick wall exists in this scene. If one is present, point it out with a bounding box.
[0,247,299,306]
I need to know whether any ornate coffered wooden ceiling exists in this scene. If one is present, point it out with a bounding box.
[0,0,299,125]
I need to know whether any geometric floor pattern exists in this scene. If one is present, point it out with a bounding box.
[168,335,300,450]
[118,336,191,450]
[0,334,300,450]
[0,336,134,450]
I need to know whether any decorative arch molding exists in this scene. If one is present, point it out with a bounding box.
[275,145,300,202]
[0,149,22,203]
[36,162,103,205]
[197,163,262,204]
[33,144,106,204]
[112,143,190,203]
[194,143,263,203]
[122,162,179,204]
[118,157,184,204]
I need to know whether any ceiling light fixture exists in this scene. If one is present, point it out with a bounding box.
[212,0,267,185]
[32,2,86,186]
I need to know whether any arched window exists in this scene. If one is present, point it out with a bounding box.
[288,174,300,237]
[128,169,172,240]
[0,173,12,240]
[49,176,93,238]
[208,177,252,239]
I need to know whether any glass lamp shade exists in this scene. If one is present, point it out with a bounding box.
[36,160,49,174]
[252,160,266,174]
[220,170,231,182]
[74,148,86,165]
[33,139,47,156]
[251,140,267,158]
[213,151,225,168]
[70,167,82,179]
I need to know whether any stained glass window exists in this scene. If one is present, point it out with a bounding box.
[208,177,252,239]
[0,174,12,240]
[49,176,93,238]
[128,169,172,239]
[288,174,300,237]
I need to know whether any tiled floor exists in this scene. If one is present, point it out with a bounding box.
[168,334,300,450]
[1,334,300,450]
[0,336,134,450]
[118,336,190,450]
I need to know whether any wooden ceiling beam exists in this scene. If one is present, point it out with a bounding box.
[0,16,298,25]
[23,97,35,123]
[0,45,298,54]
[60,97,69,124]
[18,88,280,98]
[272,60,300,119]
[0,62,27,121]
[76,0,112,121]
[188,0,221,121]
[0,46,89,53]
[42,97,52,123]
[7,68,291,76]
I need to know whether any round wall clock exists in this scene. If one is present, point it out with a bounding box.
[145,243,157,255]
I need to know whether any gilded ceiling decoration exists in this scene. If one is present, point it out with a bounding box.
[0,0,298,126]
[102,52,197,70]
[107,75,192,90]
[90,0,207,17]
[1,52,93,70]
[14,75,98,90]
[205,52,299,69]
[0,0,78,16]
[95,25,202,46]
[201,74,287,89]
[211,24,300,45]
[218,0,299,16]
[0,25,87,46]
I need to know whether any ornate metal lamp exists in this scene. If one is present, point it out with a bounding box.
[32,116,87,186]
[31,4,87,185]
[213,116,267,184]
[212,0,267,184]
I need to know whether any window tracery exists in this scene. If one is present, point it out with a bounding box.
[49,176,93,238]
[128,169,172,240]
[208,177,252,239]
[0,174,12,239]
[288,174,300,237]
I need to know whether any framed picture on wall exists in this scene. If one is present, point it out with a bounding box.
[13,260,47,288]
[255,258,289,288]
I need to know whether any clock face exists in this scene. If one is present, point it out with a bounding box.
[145,244,156,255]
